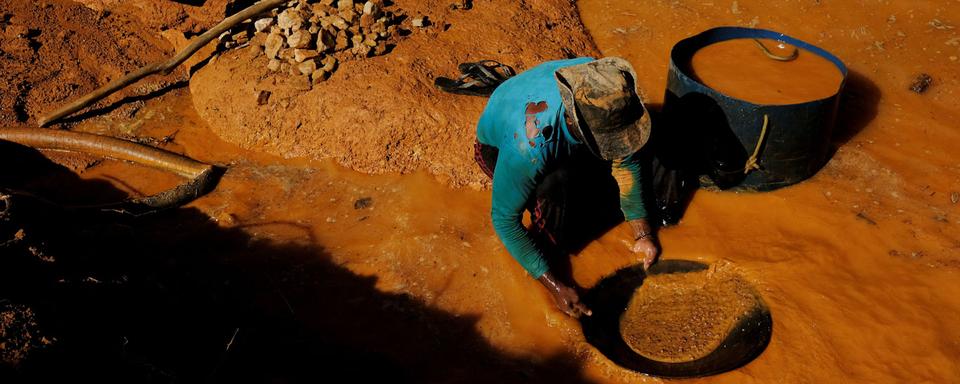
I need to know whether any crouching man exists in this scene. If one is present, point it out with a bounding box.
[474,57,659,317]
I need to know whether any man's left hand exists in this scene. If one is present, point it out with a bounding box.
[632,238,659,270]
[627,219,659,270]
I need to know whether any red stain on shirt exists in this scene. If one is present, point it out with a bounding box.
[524,101,548,140]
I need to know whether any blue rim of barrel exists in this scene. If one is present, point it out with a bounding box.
[666,27,849,191]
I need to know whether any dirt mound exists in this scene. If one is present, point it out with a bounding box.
[73,0,234,34]
[0,0,176,128]
[619,263,762,363]
[189,0,599,187]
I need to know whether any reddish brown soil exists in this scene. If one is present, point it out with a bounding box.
[73,0,234,34]
[0,0,180,128]
[1,0,958,383]
[189,0,599,188]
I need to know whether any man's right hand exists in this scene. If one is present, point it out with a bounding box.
[538,271,592,318]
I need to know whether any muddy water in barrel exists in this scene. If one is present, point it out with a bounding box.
[689,38,844,105]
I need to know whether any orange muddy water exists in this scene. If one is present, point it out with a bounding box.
[689,38,845,104]
[578,0,960,382]
[16,0,958,383]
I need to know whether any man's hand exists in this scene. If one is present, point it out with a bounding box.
[628,219,660,271]
[538,271,592,318]
[632,238,659,270]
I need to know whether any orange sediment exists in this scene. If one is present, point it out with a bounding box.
[2,0,959,382]
[578,0,960,382]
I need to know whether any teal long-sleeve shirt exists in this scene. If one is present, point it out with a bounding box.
[476,58,648,278]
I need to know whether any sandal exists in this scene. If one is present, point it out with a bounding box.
[457,60,516,82]
[434,60,516,96]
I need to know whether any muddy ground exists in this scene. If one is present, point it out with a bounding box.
[1,0,959,383]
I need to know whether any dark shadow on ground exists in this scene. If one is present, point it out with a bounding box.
[831,70,880,148]
[0,143,595,383]
[59,81,190,126]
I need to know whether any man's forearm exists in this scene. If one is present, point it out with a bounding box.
[537,270,562,291]
[628,218,654,240]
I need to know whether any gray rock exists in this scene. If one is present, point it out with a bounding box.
[279,48,295,61]
[329,15,348,30]
[298,60,318,76]
[247,44,262,59]
[335,31,350,51]
[359,13,374,28]
[293,48,318,63]
[264,32,285,59]
[233,31,250,44]
[339,8,357,24]
[370,20,386,35]
[321,56,338,72]
[363,34,377,47]
[254,18,274,32]
[277,9,305,31]
[317,29,336,51]
[267,59,282,71]
[287,29,312,49]
[353,44,371,57]
[312,69,330,83]
[411,16,428,28]
[257,90,272,105]
[312,3,333,16]
[373,41,387,56]
[363,1,380,16]
[350,34,364,48]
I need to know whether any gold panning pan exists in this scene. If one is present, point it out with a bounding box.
[580,260,772,378]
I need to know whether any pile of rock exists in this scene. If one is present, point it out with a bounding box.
[222,0,404,84]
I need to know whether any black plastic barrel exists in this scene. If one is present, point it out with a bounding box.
[662,27,847,191]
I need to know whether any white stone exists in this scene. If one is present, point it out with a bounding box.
[299,60,318,76]
[287,29,312,49]
[317,29,336,51]
[264,32,284,59]
[277,9,305,31]
[267,59,281,71]
[363,1,380,16]
[293,48,318,63]
[254,18,274,32]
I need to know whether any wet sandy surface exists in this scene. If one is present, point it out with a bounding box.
[579,0,960,382]
[2,0,958,382]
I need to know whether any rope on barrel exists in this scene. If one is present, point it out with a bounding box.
[743,114,769,175]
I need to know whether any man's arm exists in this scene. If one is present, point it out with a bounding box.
[612,153,660,269]
[490,152,591,317]
[490,155,548,278]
